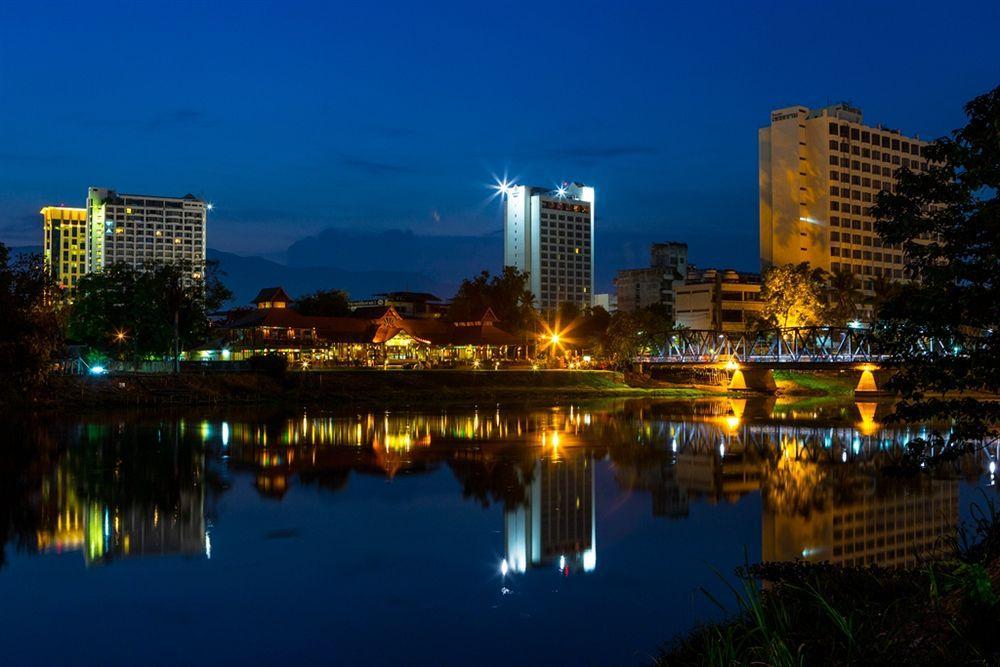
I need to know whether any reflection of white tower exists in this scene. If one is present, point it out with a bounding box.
[503,456,596,574]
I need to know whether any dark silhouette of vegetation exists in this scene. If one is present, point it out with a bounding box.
[872,84,1000,452]
[295,288,350,316]
[68,260,231,368]
[0,244,63,398]
[447,267,538,330]
[599,307,672,370]
[659,497,1000,666]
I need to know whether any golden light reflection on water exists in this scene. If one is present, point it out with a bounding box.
[13,398,993,574]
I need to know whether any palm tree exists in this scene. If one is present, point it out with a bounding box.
[826,268,861,326]
[864,273,901,324]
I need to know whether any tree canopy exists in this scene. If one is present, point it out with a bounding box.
[296,289,350,316]
[758,262,829,328]
[873,84,1000,442]
[447,267,537,331]
[0,245,63,396]
[68,260,231,365]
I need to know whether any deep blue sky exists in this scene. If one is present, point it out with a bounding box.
[1,0,997,271]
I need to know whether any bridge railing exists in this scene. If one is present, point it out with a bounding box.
[644,327,958,364]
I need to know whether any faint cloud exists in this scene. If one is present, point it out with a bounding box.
[68,108,216,132]
[544,145,658,159]
[340,156,414,175]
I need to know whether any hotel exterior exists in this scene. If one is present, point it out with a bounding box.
[41,206,88,295]
[87,187,207,282]
[503,182,595,311]
[759,103,929,284]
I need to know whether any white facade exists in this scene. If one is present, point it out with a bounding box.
[503,182,595,311]
[87,187,207,282]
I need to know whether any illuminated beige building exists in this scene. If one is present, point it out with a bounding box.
[759,103,930,285]
[41,206,88,295]
[763,478,958,568]
[674,268,762,331]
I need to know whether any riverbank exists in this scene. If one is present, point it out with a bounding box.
[658,520,1000,665]
[16,369,725,411]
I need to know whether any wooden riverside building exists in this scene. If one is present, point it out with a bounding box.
[216,287,529,367]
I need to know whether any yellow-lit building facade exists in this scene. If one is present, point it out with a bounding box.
[763,478,958,568]
[41,206,88,295]
[759,103,929,286]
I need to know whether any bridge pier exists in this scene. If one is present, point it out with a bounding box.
[728,368,776,393]
[854,367,896,395]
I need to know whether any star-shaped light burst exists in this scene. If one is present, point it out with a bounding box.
[537,313,584,356]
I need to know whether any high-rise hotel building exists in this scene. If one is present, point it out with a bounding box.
[86,188,207,282]
[503,182,595,310]
[41,206,88,294]
[759,103,929,284]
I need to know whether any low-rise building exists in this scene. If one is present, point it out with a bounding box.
[219,286,527,366]
[613,242,688,316]
[674,268,762,331]
[349,292,446,318]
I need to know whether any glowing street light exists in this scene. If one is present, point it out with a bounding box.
[113,329,128,343]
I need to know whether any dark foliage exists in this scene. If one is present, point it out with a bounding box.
[68,260,232,365]
[0,244,63,397]
[295,288,350,316]
[872,85,1000,453]
[447,267,537,331]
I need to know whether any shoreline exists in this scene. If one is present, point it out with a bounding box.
[8,369,729,413]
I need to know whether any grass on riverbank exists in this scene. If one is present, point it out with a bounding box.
[658,497,1000,666]
[773,370,857,397]
[17,369,722,411]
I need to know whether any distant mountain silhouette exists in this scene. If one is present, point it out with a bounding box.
[5,245,454,306]
[7,226,742,306]
[283,226,698,294]
[286,228,504,280]
[207,249,454,306]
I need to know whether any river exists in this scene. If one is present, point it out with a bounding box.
[0,397,994,666]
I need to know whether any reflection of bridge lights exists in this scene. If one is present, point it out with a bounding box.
[500,559,509,576]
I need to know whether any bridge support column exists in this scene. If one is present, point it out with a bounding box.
[854,368,896,395]
[729,368,776,393]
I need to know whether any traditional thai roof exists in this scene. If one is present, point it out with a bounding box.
[226,292,521,347]
[252,287,293,307]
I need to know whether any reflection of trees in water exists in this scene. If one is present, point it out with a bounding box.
[447,453,538,509]
[0,422,61,568]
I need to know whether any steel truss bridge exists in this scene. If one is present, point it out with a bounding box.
[641,327,954,365]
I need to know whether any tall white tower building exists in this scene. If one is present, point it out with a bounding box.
[503,181,595,311]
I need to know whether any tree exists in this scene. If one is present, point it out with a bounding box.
[759,262,828,328]
[68,260,232,369]
[0,244,63,397]
[296,289,350,316]
[825,268,862,326]
[447,267,537,331]
[864,274,902,323]
[599,307,672,370]
[872,84,1000,445]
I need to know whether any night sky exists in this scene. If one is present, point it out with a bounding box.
[2,0,998,273]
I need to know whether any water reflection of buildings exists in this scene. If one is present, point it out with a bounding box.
[34,447,208,565]
[503,455,596,575]
[763,478,958,568]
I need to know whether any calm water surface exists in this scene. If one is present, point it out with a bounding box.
[0,398,995,666]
